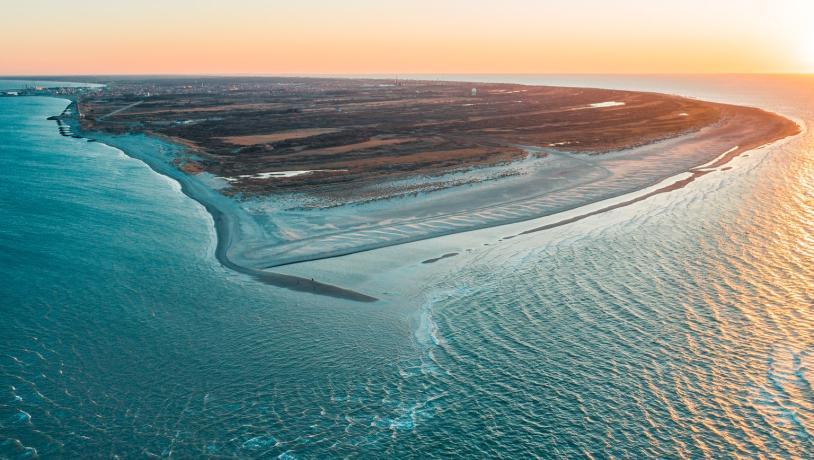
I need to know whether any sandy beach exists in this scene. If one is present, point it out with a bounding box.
[54,79,801,301]
[230,101,800,269]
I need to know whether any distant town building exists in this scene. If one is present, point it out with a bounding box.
[471,88,478,97]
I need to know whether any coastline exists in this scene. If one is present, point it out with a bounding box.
[43,85,802,302]
[514,111,805,236]
[233,102,801,268]
[6,76,814,459]
[51,101,379,302]
[274,128,803,302]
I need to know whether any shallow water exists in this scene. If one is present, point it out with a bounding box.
[1,76,813,458]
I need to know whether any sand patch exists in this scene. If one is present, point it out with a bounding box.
[588,101,626,108]
[217,128,342,146]
[323,147,506,169]
[224,169,348,181]
[303,137,416,155]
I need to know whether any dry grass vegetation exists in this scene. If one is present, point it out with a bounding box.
[78,77,728,196]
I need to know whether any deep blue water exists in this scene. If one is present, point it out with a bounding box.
[0,96,417,458]
[1,76,813,458]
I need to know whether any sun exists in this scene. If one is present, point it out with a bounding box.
[804,26,814,72]
[794,33,814,73]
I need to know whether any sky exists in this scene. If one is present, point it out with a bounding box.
[2,0,812,75]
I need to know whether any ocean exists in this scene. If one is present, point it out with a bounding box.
[1,75,812,458]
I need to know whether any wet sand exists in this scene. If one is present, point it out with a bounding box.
[234,102,800,269]
[516,107,801,235]
[54,79,802,301]
[60,120,380,303]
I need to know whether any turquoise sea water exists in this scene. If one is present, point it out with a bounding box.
[1,76,813,458]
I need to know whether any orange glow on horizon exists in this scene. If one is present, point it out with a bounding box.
[1,0,812,76]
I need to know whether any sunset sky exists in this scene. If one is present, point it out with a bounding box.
[2,0,812,75]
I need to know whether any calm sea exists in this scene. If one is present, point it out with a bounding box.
[1,76,812,458]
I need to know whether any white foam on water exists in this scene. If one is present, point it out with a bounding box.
[241,435,277,450]
[14,410,32,424]
[415,306,443,348]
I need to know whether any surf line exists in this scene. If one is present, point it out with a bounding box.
[205,199,379,303]
[46,103,378,303]
[517,146,747,236]
[518,170,711,235]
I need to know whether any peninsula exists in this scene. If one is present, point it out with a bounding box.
[30,76,800,295]
[70,77,790,200]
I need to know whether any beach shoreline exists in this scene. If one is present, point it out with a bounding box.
[41,80,802,301]
[231,101,801,269]
[48,101,379,302]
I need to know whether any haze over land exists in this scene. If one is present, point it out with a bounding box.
[1,0,813,75]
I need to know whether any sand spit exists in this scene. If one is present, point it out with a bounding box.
[51,111,379,302]
[233,103,800,269]
[63,78,802,297]
[79,77,723,197]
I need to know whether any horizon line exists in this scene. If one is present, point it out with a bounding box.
[2,71,814,79]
